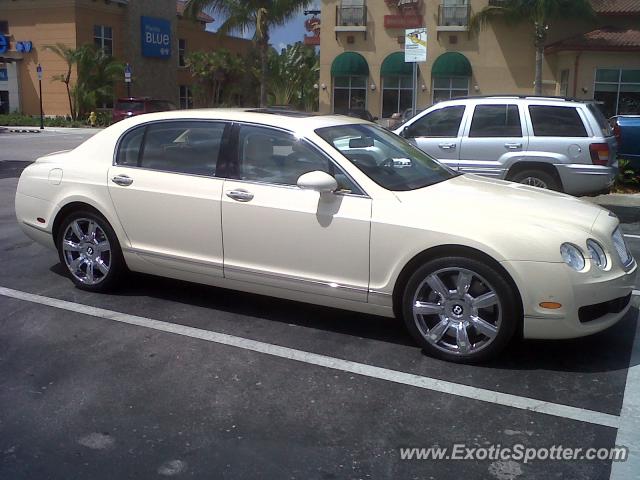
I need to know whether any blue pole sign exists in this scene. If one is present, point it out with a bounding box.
[141,16,171,58]
[0,68,7,82]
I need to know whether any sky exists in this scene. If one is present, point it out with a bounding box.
[205,6,319,53]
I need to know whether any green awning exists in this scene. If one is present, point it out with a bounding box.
[331,52,369,76]
[380,52,413,77]
[431,52,472,78]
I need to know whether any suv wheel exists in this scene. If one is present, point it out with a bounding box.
[509,169,561,191]
[401,257,520,363]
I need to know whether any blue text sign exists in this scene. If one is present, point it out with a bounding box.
[0,68,7,82]
[141,16,171,58]
[0,36,8,54]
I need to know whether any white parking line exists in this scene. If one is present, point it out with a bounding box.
[0,286,623,429]
[633,290,640,297]
[609,310,640,480]
[624,234,640,240]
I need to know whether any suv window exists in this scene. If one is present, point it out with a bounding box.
[117,121,227,175]
[586,103,612,136]
[237,125,361,193]
[528,105,588,137]
[469,104,522,137]
[409,105,465,137]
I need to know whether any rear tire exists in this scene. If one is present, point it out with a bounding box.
[401,256,520,363]
[56,210,126,292]
[509,169,561,191]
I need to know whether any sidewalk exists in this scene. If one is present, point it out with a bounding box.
[583,193,640,223]
[0,126,103,134]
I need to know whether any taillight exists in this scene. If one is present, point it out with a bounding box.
[589,143,610,166]
[612,122,622,143]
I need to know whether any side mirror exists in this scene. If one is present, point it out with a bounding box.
[297,170,338,193]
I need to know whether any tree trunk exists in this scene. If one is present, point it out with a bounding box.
[259,32,269,107]
[534,43,543,96]
[65,82,74,120]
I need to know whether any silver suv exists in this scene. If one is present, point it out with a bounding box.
[393,96,617,195]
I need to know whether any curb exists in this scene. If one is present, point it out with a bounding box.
[1,128,42,134]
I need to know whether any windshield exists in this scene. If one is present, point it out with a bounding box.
[116,101,144,112]
[316,124,456,191]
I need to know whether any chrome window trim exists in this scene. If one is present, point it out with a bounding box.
[233,121,370,198]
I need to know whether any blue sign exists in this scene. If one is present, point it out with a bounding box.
[0,36,8,54]
[0,68,7,82]
[141,16,171,58]
[16,41,32,53]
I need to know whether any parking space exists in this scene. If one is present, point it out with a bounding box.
[1,132,639,478]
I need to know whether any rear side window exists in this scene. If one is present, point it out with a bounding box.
[469,104,521,137]
[586,103,612,136]
[409,105,465,137]
[116,121,227,176]
[528,105,587,137]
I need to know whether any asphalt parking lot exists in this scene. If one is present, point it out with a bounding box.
[1,130,639,479]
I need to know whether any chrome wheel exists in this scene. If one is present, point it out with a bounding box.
[519,176,548,189]
[411,267,502,356]
[62,218,111,285]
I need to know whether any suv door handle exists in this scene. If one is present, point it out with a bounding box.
[438,143,456,150]
[226,189,254,202]
[504,143,523,150]
[111,174,133,186]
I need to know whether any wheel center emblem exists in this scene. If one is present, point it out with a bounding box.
[452,304,464,316]
[86,247,94,255]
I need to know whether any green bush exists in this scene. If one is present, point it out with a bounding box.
[0,112,96,128]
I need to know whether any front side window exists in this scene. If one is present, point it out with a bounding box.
[528,105,587,137]
[179,85,193,109]
[408,105,465,137]
[93,25,113,56]
[469,104,522,137]
[117,121,227,176]
[237,125,361,193]
[432,76,469,103]
[382,75,413,119]
[333,75,367,112]
[316,123,456,191]
[594,68,640,117]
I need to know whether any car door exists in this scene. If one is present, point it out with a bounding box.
[402,104,466,169]
[221,123,372,302]
[108,120,229,277]
[458,103,527,178]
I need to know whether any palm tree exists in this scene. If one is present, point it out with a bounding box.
[45,43,80,118]
[186,0,312,107]
[470,0,595,95]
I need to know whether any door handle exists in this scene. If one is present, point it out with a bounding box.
[111,174,133,186]
[438,143,456,150]
[226,189,254,202]
[504,143,523,150]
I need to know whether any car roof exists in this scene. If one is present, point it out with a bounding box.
[116,108,371,132]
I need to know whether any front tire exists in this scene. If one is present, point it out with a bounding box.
[56,210,125,292]
[401,256,520,363]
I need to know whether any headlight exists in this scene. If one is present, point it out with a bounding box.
[560,243,585,271]
[586,239,608,270]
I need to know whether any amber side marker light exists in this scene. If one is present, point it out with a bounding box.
[539,302,562,309]
[37,217,46,224]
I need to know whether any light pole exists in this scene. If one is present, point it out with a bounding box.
[36,64,44,130]
[124,63,132,98]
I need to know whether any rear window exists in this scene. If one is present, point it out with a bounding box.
[115,101,144,112]
[528,105,587,137]
[469,104,522,137]
[149,101,177,112]
[586,103,612,136]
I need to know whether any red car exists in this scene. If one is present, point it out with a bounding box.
[112,97,177,123]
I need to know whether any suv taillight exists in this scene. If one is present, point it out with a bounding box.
[589,143,610,166]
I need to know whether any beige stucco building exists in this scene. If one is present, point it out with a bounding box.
[318,0,640,120]
[0,0,251,116]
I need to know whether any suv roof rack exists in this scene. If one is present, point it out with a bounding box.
[449,95,590,102]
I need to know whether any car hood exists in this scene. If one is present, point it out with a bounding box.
[394,174,606,235]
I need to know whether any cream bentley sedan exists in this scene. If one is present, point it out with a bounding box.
[15,109,637,362]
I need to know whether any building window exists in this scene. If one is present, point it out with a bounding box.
[94,25,113,56]
[333,75,367,112]
[382,75,413,118]
[178,39,186,67]
[594,68,640,117]
[0,21,8,35]
[179,85,193,109]
[559,69,569,97]
[432,76,469,103]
